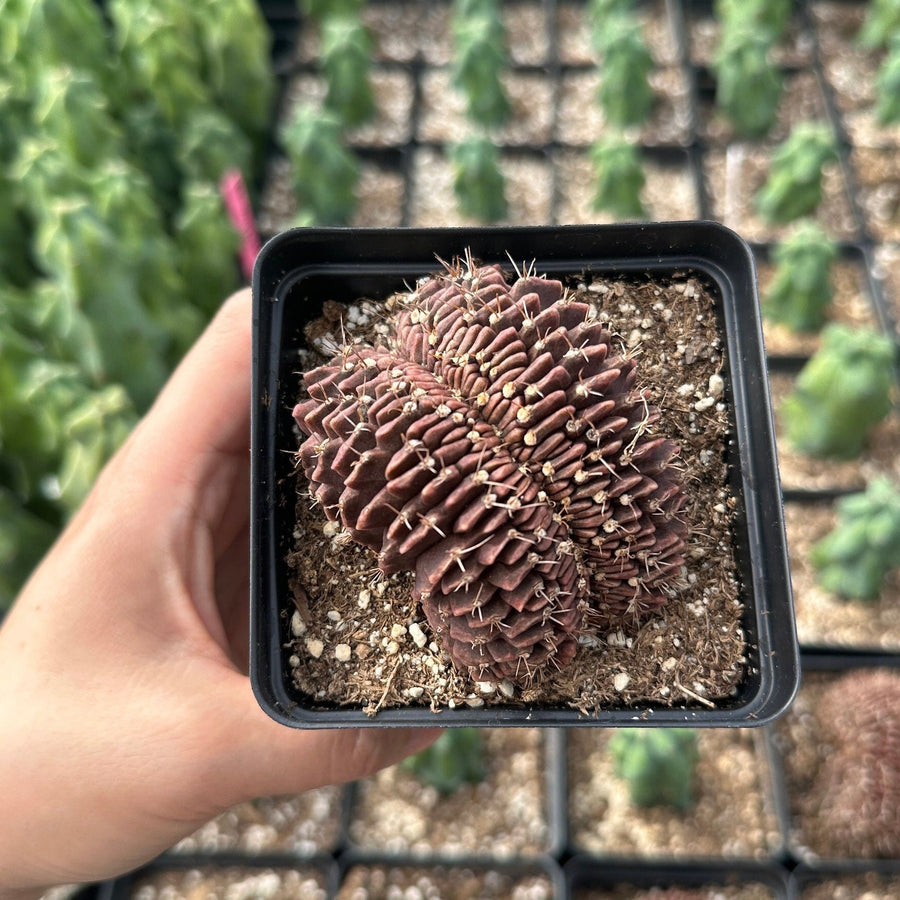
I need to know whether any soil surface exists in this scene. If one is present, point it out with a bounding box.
[852,148,900,242]
[575,886,776,900]
[128,867,329,900]
[567,728,782,859]
[335,865,555,900]
[170,787,344,856]
[785,501,900,651]
[284,267,746,717]
[798,873,900,900]
[347,729,550,857]
[873,242,900,336]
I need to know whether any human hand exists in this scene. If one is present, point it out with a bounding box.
[0,289,438,899]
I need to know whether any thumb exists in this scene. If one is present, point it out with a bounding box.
[205,672,441,804]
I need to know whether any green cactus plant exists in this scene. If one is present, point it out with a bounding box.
[597,15,655,127]
[450,135,508,222]
[714,27,783,138]
[451,0,511,127]
[589,136,646,219]
[781,324,896,460]
[320,13,375,127]
[859,0,900,49]
[812,478,900,601]
[402,729,487,794]
[715,0,791,43]
[756,122,838,224]
[587,0,637,54]
[608,729,699,810]
[875,34,900,126]
[763,220,838,333]
[299,0,365,20]
[279,105,360,226]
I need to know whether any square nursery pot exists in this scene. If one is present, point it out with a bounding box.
[250,223,798,728]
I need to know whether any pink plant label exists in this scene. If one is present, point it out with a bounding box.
[221,169,261,280]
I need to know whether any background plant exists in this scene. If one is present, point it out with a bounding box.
[589,136,646,219]
[0,0,273,609]
[763,220,837,333]
[858,0,900,49]
[714,26,783,138]
[450,0,511,127]
[875,33,900,125]
[811,478,900,601]
[594,13,655,128]
[450,135,508,223]
[757,122,838,223]
[781,324,896,459]
[319,12,375,127]
[402,729,487,794]
[280,105,361,226]
[608,729,699,810]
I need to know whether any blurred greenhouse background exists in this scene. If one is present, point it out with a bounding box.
[0,0,275,608]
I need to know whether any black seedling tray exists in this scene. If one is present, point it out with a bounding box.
[565,858,791,899]
[250,221,798,729]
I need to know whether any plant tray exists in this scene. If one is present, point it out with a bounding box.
[250,222,798,728]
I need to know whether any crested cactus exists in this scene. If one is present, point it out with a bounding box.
[320,13,375,127]
[714,27,783,139]
[756,122,838,224]
[812,478,900,601]
[589,137,646,219]
[763,220,837,333]
[812,669,900,857]
[293,258,687,685]
[279,105,360,225]
[597,15,655,128]
[781,324,896,460]
[608,729,698,810]
[451,0,511,127]
[402,728,486,794]
[450,136,508,223]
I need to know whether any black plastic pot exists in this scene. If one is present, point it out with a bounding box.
[251,221,798,728]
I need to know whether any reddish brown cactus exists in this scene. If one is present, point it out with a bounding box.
[293,257,687,685]
[811,669,900,857]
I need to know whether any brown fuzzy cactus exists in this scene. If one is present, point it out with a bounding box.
[293,257,687,685]
[811,669,900,857]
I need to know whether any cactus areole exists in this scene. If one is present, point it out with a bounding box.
[292,257,688,686]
